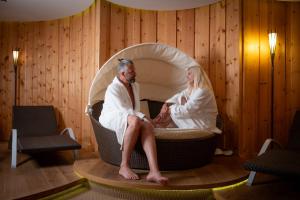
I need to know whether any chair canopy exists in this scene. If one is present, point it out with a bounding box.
[87,43,213,107]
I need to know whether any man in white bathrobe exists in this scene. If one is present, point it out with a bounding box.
[99,59,168,185]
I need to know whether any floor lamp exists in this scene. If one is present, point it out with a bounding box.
[13,48,19,106]
[269,32,277,139]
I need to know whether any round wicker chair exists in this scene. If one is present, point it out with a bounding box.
[86,43,220,170]
[88,100,219,170]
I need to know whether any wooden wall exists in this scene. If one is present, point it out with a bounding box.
[0,0,299,158]
[240,0,300,157]
[99,0,241,153]
[0,1,101,151]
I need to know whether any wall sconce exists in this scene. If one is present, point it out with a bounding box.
[13,49,19,67]
[12,48,20,106]
[268,32,277,66]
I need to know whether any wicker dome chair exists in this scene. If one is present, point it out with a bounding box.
[86,43,220,170]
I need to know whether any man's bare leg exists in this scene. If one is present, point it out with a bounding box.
[140,122,168,185]
[119,116,141,180]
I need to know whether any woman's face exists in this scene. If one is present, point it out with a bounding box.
[186,69,194,85]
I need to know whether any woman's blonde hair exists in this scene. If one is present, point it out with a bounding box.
[187,66,210,94]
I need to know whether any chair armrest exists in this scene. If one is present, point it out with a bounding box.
[60,128,76,140]
[258,138,283,156]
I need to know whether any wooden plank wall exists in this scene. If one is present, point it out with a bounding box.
[1,0,299,158]
[0,2,100,152]
[286,3,300,136]
[240,0,300,158]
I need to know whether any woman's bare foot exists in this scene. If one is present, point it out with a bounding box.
[119,166,139,180]
[146,171,168,185]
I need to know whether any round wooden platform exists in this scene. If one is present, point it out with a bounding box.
[74,155,248,190]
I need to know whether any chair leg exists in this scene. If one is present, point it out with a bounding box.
[11,129,17,168]
[247,171,256,186]
[73,150,79,160]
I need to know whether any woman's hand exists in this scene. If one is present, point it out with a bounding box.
[181,96,187,105]
[161,103,169,113]
[159,103,170,118]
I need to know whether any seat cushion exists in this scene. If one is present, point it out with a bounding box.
[18,135,81,153]
[154,128,215,140]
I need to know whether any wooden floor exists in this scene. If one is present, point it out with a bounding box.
[0,142,84,199]
[1,141,300,200]
[74,156,248,190]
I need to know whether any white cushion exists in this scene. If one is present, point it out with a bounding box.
[154,128,215,140]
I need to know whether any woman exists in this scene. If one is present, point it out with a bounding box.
[154,66,220,133]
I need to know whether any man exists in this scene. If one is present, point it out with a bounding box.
[99,59,168,185]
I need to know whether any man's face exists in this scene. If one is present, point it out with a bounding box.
[124,64,136,83]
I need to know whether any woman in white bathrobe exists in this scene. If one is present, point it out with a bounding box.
[154,66,219,133]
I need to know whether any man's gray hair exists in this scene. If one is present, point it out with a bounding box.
[117,58,133,73]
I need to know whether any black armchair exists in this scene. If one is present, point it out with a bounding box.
[244,110,300,185]
[11,106,81,168]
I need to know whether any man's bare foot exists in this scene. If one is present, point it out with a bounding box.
[119,166,139,180]
[146,171,168,185]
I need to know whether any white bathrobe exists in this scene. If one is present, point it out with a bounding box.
[99,77,145,146]
[167,88,220,132]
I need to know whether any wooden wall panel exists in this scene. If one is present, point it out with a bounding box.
[177,9,195,57]
[125,8,141,47]
[0,23,5,137]
[195,6,210,74]
[58,18,70,130]
[38,22,47,104]
[157,11,176,47]
[81,3,99,151]
[99,0,110,66]
[110,4,125,55]
[286,0,293,129]
[69,14,83,142]
[1,22,8,138]
[31,23,39,105]
[209,1,226,117]
[273,1,287,144]
[0,22,3,138]
[225,0,241,149]
[16,23,26,105]
[82,8,93,150]
[45,21,59,107]
[1,23,18,139]
[141,10,157,43]
[94,0,101,71]
[257,0,272,150]
[241,0,260,157]
[286,3,300,130]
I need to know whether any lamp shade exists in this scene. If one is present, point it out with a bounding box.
[12,49,19,65]
[268,32,277,55]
